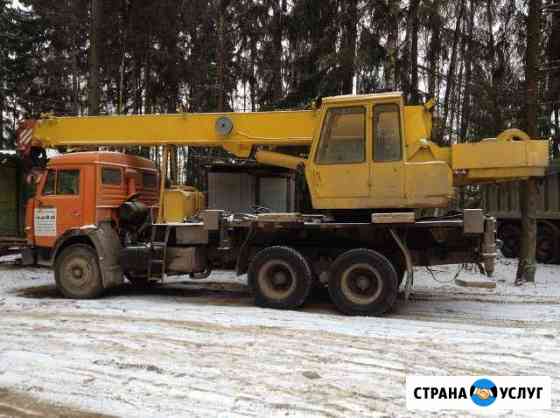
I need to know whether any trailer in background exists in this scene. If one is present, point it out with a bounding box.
[0,153,28,257]
[482,159,560,264]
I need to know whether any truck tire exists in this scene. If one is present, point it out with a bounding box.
[328,249,398,316]
[54,244,104,299]
[498,223,521,258]
[248,246,313,310]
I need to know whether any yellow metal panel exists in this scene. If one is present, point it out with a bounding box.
[452,140,549,170]
[462,167,546,183]
[405,161,453,208]
[163,188,205,223]
[403,106,432,147]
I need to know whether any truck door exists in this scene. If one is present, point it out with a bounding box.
[308,106,370,202]
[34,168,83,248]
[370,103,406,207]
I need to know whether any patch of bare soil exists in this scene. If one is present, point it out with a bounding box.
[0,388,113,418]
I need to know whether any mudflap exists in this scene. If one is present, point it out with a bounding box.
[21,247,36,266]
[83,223,124,289]
[389,228,414,301]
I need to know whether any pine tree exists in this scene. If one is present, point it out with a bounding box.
[517,0,543,285]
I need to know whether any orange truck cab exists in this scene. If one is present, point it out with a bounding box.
[23,152,159,290]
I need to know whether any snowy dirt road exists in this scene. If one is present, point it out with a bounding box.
[0,258,559,417]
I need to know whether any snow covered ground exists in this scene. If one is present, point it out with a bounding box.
[0,257,559,417]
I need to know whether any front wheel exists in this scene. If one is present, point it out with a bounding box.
[54,244,104,299]
[248,246,313,310]
[328,249,398,316]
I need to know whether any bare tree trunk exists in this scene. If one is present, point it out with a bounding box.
[0,85,4,147]
[556,107,559,138]
[341,0,358,94]
[249,36,257,112]
[0,43,4,147]
[409,0,420,104]
[216,0,229,112]
[486,0,503,132]
[516,0,542,285]
[69,0,80,116]
[270,0,286,102]
[72,51,80,115]
[88,0,101,115]
[427,0,441,98]
[459,0,475,142]
[144,37,152,114]
[449,59,464,143]
[442,3,465,137]
[163,3,181,183]
[384,0,399,89]
[134,62,142,115]
[118,36,126,114]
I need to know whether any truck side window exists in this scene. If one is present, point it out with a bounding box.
[57,170,80,195]
[142,172,158,189]
[102,167,122,185]
[316,107,365,164]
[43,170,56,196]
[373,104,403,161]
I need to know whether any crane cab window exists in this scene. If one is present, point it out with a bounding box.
[42,170,56,196]
[316,107,366,164]
[57,170,80,195]
[373,104,403,161]
[101,167,122,186]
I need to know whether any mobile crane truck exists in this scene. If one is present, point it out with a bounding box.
[16,92,549,315]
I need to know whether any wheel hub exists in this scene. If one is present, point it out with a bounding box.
[72,267,84,279]
[258,260,297,300]
[341,264,383,305]
[64,257,91,288]
[272,271,289,286]
[355,275,371,291]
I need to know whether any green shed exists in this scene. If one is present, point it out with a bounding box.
[0,153,26,238]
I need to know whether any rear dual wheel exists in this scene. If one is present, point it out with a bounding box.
[328,249,398,316]
[248,246,313,310]
[249,246,399,315]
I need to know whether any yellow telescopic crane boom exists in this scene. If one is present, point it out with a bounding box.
[22,110,316,161]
